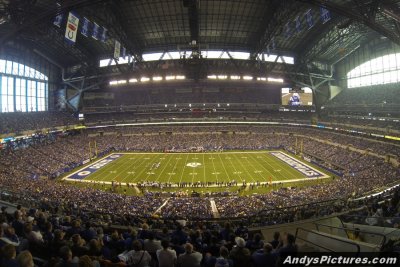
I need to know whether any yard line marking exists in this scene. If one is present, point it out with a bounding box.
[133,154,161,183]
[191,171,197,185]
[242,154,266,182]
[247,152,280,181]
[90,155,127,182]
[142,154,167,182]
[117,154,144,183]
[102,154,139,183]
[86,155,126,182]
[218,153,236,182]
[202,153,206,184]
[167,154,180,184]
[154,154,174,183]
[96,154,133,182]
[179,154,190,184]
[256,152,301,181]
[71,151,323,188]
[267,153,304,180]
[232,153,258,183]
[209,152,219,183]
[120,154,149,183]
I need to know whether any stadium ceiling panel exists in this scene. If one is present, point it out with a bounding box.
[0,0,399,77]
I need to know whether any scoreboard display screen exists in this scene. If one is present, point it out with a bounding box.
[281,87,313,106]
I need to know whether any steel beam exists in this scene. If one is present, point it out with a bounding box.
[0,0,109,46]
[297,0,400,45]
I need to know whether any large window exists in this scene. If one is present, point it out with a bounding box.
[0,60,48,112]
[347,53,400,88]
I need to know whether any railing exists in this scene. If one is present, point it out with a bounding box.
[314,223,386,248]
[295,227,361,253]
[338,214,400,244]
[339,214,400,229]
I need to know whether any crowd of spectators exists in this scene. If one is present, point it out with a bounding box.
[82,125,400,157]
[0,200,304,267]
[0,125,398,220]
[1,109,397,140]
[0,123,399,266]
[325,84,400,106]
[0,112,77,135]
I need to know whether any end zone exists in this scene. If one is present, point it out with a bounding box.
[270,151,329,179]
[63,153,124,180]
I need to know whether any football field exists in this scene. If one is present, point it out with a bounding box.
[63,151,330,186]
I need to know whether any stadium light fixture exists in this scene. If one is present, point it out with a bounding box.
[230,75,240,80]
[166,75,176,80]
[153,76,163,81]
[208,75,217,79]
[109,80,118,85]
[257,77,267,81]
[267,77,284,83]
[117,80,127,84]
[129,78,138,83]
[176,75,185,80]
[243,75,253,80]
[217,75,227,79]
[140,77,150,82]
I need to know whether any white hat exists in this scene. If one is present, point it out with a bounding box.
[235,237,246,248]
[27,216,34,222]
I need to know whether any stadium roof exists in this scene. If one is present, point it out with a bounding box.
[0,0,399,81]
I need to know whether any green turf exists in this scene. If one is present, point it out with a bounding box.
[75,151,324,185]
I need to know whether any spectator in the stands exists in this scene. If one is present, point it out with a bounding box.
[71,234,89,258]
[220,222,234,241]
[171,225,188,245]
[144,231,162,254]
[51,229,69,257]
[25,222,44,246]
[11,211,24,237]
[123,240,152,267]
[157,227,171,242]
[1,244,19,267]
[252,243,277,267]
[81,222,97,243]
[16,250,34,267]
[246,233,263,252]
[139,223,152,240]
[0,226,20,248]
[270,232,280,249]
[205,246,233,267]
[229,237,251,267]
[177,243,202,267]
[57,246,79,267]
[156,239,177,267]
[42,221,54,245]
[276,233,298,265]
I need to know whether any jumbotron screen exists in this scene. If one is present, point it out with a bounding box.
[281,87,313,106]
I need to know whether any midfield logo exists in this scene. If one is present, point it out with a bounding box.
[186,162,202,168]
